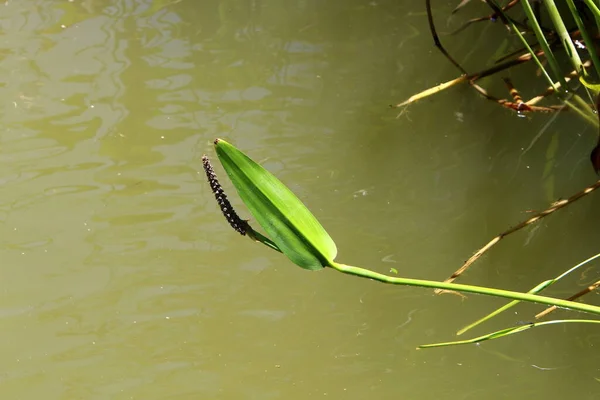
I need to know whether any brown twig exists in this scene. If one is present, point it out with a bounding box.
[434,179,600,294]
[451,0,550,40]
[525,61,589,105]
[393,50,544,108]
[469,79,566,113]
[482,0,511,32]
[426,0,468,75]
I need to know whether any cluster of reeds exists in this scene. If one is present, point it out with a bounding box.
[396,1,600,131]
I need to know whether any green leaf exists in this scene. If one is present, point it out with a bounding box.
[214,139,337,270]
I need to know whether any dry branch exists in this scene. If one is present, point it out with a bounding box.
[435,179,600,294]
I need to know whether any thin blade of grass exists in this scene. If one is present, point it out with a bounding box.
[544,0,586,76]
[566,0,600,79]
[583,0,600,24]
[519,0,567,88]
[536,279,600,319]
[457,281,552,336]
[457,252,600,335]
[420,319,600,349]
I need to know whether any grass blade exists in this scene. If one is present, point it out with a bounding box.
[520,0,567,88]
[566,0,600,79]
[456,281,552,336]
[419,319,600,348]
[458,252,600,335]
[543,0,586,75]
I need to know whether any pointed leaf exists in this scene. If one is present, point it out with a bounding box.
[214,139,337,270]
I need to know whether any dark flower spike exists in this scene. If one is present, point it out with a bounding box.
[202,155,248,236]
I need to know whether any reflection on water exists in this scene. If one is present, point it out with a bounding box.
[0,0,599,398]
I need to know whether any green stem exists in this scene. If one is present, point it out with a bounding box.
[584,0,600,21]
[563,94,599,127]
[329,262,600,316]
[583,0,600,66]
[544,0,585,75]
[567,0,600,78]
[420,319,600,348]
[521,0,568,88]
[457,252,600,335]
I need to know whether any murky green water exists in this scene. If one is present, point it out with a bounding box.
[1,0,599,398]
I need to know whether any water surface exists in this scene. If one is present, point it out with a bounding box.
[0,1,599,399]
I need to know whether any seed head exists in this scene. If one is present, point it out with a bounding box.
[202,155,247,235]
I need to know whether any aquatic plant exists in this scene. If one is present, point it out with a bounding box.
[203,138,600,348]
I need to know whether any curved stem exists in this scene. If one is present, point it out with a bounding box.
[329,262,600,316]
[420,319,600,348]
